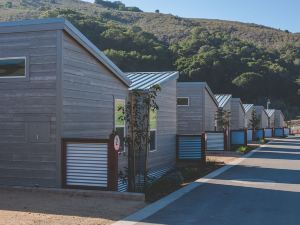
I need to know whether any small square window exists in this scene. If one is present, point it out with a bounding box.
[177,97,189,106]
[0,57,26,78]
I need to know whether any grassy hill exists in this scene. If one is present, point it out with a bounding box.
[0,0,299,119]
[1,0,300,48]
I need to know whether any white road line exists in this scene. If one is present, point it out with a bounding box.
[113,144,269,225]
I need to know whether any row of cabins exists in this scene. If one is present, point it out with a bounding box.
[0,18,287,192]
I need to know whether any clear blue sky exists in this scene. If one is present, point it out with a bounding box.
[85,0,299,33]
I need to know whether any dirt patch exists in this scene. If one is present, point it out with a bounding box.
[0,188,146,225]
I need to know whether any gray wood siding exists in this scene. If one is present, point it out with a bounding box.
[61,32,129,171]
[230,98,245,130]
[274,110,285,128]
[261,111,269,128]
[269,114,275,128]
[254,106,268,128]
[204,89,217,131]
[177,83,204,134]
[245,108,253,128]
[147,79,177,170]
[0,31,59,187]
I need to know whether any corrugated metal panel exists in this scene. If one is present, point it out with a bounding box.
[117,166,173,192]
[214,94,232,108]
[206,133,224,151]
[243,104,254,113]
[256,129,264,139]
[66,143,108,187]
[118,179,127,192]
[274,128,284,137]
[231,130,246,145]
[264,128,273,137]
[247,129,253,142]
[178,136,202,159]
[284,128,290,136]
[126,72,178,90]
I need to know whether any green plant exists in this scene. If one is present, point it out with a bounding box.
[236,146,247,153]
[145,171,183,202]
[259,139,266,144]
[124,85,161,192]
[249,108,260,130]
[215,108,231,131]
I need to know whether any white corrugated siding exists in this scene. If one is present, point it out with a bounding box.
[206,133,224,151]
[66,143,108,187]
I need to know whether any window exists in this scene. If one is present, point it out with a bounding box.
[149,109,157,151]
[115,99,125,152]
[0,57,26,78]
[177,97,189,106]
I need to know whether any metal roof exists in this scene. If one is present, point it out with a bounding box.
[214,94,232,108]
[265,109,275,117]
[243,104,254,113]
[126,71,179,90]
[0,18,131,86]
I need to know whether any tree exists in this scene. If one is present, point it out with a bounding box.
[215,108,231,131]
[155,9,160,13]
[94,0,142,12]
[123,85,161,192]
[249,108,260,130]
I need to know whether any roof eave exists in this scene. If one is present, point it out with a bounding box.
[204,84,219,107]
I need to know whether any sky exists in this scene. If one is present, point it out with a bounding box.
[84,0,299,33]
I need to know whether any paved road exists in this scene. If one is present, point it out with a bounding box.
[139,136,300,225]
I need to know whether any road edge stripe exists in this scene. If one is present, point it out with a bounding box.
[112,144,269,225]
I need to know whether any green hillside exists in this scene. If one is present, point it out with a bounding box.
[0,0,299,119]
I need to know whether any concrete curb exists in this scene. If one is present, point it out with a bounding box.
[112,144,268,225]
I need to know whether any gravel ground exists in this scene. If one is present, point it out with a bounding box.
[0,188,146,225]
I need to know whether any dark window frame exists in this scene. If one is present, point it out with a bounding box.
[177,97,190,106]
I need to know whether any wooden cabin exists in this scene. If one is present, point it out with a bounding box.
[274,110,285,128]
[266,109,276,128]
[213,95,247,131]
[253,106,269,129]
[0,18,132,190]
[243,104,254,128]
[177,82,218,134]
[125,72,178,173]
